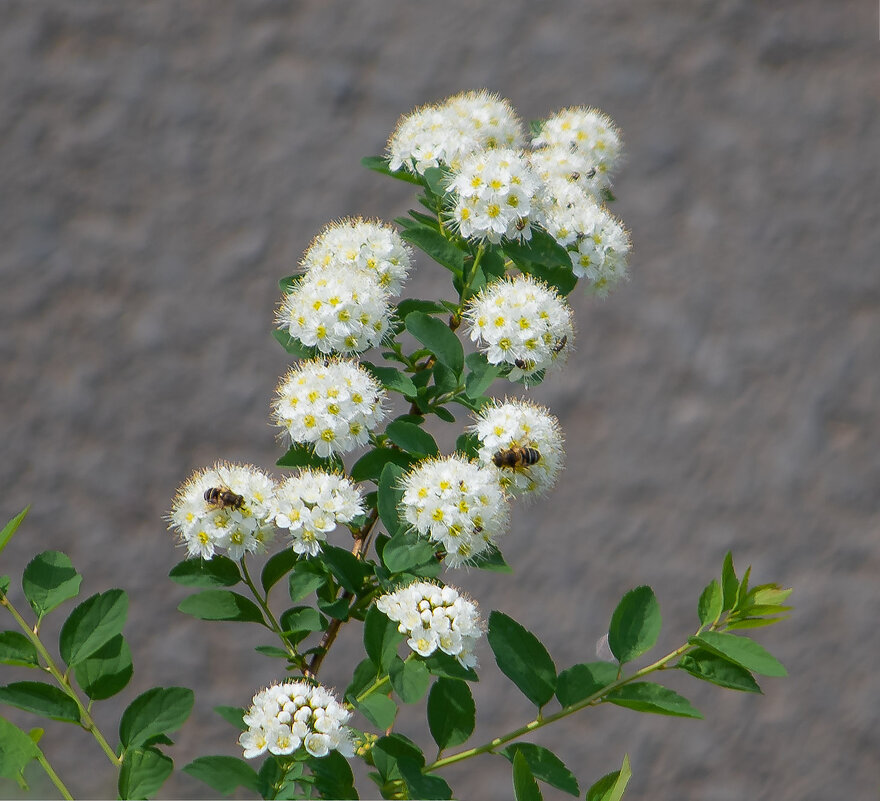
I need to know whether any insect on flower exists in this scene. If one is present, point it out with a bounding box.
[204,487,245,511]
[491,446,541,470]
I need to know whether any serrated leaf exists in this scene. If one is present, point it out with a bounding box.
[385,419,439,457]
[361,362,419,397]
[423,650,479,682]
[0,507,29,556]
[177,590,265,624]
[586,754,631,801]
[721,552,738,612]
[118,746,173,800]
[372,733,425,779]
[512,750,543,801]
[698,579,723,627]
[382,530,437,574]
[361,155,422,185]
[260,549,298,594]
[607,682,702,718]
[488,611,556,707]
[608,586,661,665]
[287,561,328,603]
[0,716,41,782]
[390,657,430,704]
[464,351,501,399]
[556,662,618,707]
[0,632,39,668]
[0,682,80,723]
[21,551,81,619]
[183,755,260,796]
[378,463,407,537]
[309,751,358,800]
[214,705,247,732]
[356,693,397,730]
[59,589,128,668]
[317,596,350,620]
[73,635,133,700]
[502,743,579,796]
[168,556,241,588]
[405,312,465,375]
[690,631,787,677]
[119,686,194,749]
[678,649,762,693]
[427,678,475,750]
[364,605,405,671]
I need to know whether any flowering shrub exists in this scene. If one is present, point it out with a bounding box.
[0,91,792,801]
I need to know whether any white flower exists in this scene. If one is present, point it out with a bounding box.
[464,275,574,382]
[167,462,276,561]
[531,107,622,186]
[447,148,543,244]
[239,681,353,760]
[277,265,392,356]
[387,91,524,176]
[471,400,565,498]
[274,470,364,556]
[301,219,413,295]
[529,146,603,202]
[399,455,509,568]
[272,358,386,458]
[376,581,483,667]
[540,192,631,296]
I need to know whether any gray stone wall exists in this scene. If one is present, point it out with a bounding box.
[1,1,877,798]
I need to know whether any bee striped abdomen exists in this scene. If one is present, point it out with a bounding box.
[492,447,541,469]
[204,487,245,510]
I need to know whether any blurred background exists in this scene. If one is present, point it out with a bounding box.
[1,1,878,798]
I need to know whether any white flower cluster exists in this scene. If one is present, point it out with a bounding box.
[540,191,631,296]
[447,148,543,244]
[301,219,412,295]
[471,400,564,498]
[272,358,386,457]
[274,470,364,556]
[168,462,276,560]
[376,581,483,668]
[239,681,354,760]
[388,90,524,175]
[399,455,509,568]
[465,274,574,382]
[277,268,392,356]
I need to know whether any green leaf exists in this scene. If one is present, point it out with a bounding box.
[73,635,133,700]
[177,590,265,624]
[344,658,379,702]
[389,657,430,704]
[678,649,762,693]
[464,351,501,399]
[119,686,194,749]
[689,631,787,677]
[0,682,80,723]
[372,733,425,779]
[279,606,326,636]
[168,556,241,588]
[0,632,40,668]
[432,405,456,423]
[318,596,351,620]
[361,155,422,185]
[488,611,556,707]
[512,750,543,801]
[422,167,450,199]
[385,419,440,457]
[503,229,577,295]
[423,650,479,682]
[405,312,465,375]
[355,693,398,730]
[183,755,260,796]
[309,751,358,800]
[398,760,453,800]
[721,552,739,612]
[214,705,247,732]
[59,589,128,668]
[698,579,723,627]
[427,678,475,750]
[260,550,299,594]
[601,187,617,203]
[502,743,579,797]
[726,615,791,630]
[378,462,407,537]
[608,586,661,665]
[607,682,702,718]
[396,298,447,319]
[455,432,481,459]
[288,560,328,603]
[462,544,512,573]
[271,327,317,358]
[0,716,41,783]
[254,645,289,659]
[586,754,632,801]
[278,274,303,294]
[382,530,437,574]
[364,605,405,671]
[276,442,335,470]
[351,447,418,483]
[556,662,618,707]
[321,545,371,595]
[361,362,418,397]
[0,507,29,556]
[400,226,465,275]
[118,746,173,800]
[21,551,81,619]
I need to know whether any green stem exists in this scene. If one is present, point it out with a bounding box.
[0,592,121,768]
[354,653,416,704]
[425,639,695,772]
[34,746,74,801]
[458,244,486,306]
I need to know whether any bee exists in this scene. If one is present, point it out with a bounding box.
[551,335,568,356]
[492,446,541,470]
[204,487,245,511]
[514,357,536,371]
[514,217,528,231]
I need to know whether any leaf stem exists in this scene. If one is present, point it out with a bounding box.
[35,745,74,801]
